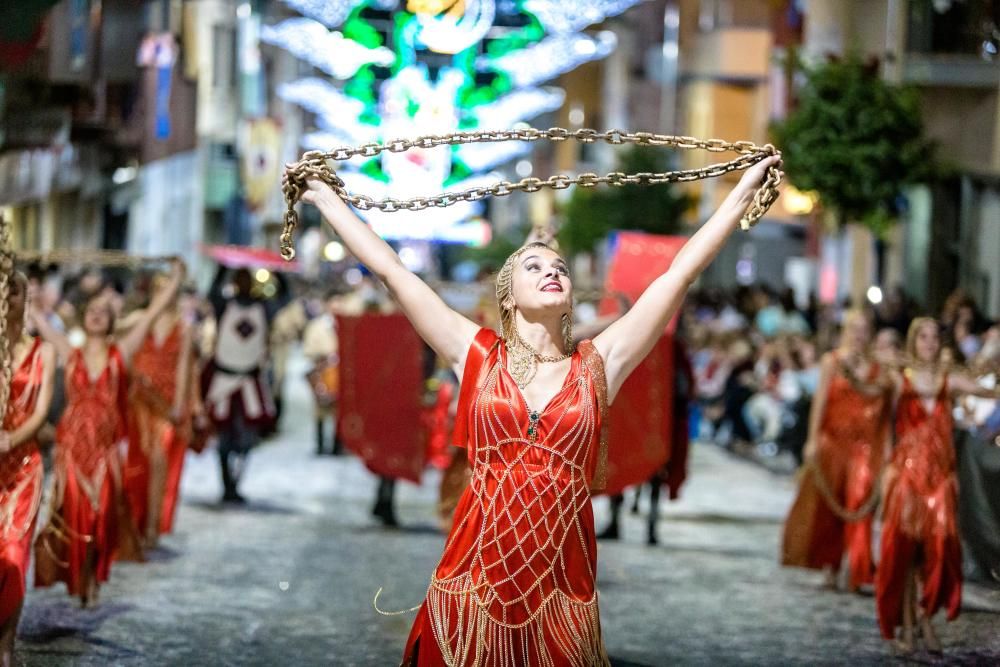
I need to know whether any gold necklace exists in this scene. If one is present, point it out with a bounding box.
[505,330,572,390]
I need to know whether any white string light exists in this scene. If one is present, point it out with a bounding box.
[479,32,617,88]
[261,19,395,79]
[522,0,644,34]
[472,87,565,127]
[280,0,369,29]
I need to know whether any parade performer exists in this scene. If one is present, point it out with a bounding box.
[123,272,195,547]
[782,311,892,591]
[299,154,781,666]
[203,267,277,504]
[876,317,1000,654]
[33,259,184,606]
[0,272,55,664]
[302,291,340,456]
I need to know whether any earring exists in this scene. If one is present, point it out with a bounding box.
[562,312,574,350]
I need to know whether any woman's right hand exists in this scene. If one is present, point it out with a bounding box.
[301,178,341,208]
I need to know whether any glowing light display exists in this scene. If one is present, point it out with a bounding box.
[478,32,617,88]
[270,0,641,241]
[522,0,645,34]
[260,18,394,79]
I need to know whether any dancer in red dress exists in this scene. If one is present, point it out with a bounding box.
[32,260,184,606]
[300,155,781,665]
[0,273,55,665]
[876,317,1000,654]
[782,311,892,590]
[124,273,194,547]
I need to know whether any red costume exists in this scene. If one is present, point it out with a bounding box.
[782,355,890,589]
[0,339,45,623]
[35,345,139,599]
[403,329,610,666]
[125,324,189,537]
[876,375,962,639]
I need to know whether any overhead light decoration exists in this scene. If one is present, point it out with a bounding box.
[472,87,565,128]
[478,32,617,88]
[412,0,496,54]
[270,0,640,242]
[260,19,395,79]
[522,0,645,34]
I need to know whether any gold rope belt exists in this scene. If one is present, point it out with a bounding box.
[15,249,174,268]
[280,127,783,260]
[805,458,882,523]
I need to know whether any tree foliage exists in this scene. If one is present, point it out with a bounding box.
[558,147,694,255]
[771,54,935,234]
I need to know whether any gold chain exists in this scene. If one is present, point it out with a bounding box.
[280,127,783,260]
[15,249,175,268]
[805,459,882,523]
[0,215,11,424]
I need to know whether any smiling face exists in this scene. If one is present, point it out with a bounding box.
[507,246,572,317]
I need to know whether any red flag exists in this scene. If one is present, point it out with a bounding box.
[599,232,687,495]
[336,313,427,483]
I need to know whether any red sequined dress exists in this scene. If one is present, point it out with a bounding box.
[0,338,45,623]
[876,374,961,639]
[35,345,138,598]
[126,324,189,537]
[402,329,611,667]
[782,354,890,589]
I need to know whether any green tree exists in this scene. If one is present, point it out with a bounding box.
[558,147,695,255]
[771,54,935,234]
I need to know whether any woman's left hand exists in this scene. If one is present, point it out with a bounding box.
[729,155,783,209]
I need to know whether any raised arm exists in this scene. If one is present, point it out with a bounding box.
[1,342,56,452]
[118,259,185,363]
[948,371,1000,400]
[593,155,782,401]
[28,298,73,362]
[302,180,479,375]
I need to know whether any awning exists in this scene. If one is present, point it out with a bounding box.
[199,244,301,273]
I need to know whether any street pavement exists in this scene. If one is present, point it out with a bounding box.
[18,351,1000,666]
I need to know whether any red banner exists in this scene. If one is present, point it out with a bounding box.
[336,313,427,483]
[599,231,685,334]
[599,232,686,495]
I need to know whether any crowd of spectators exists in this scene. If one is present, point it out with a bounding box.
[680,284,1000,469]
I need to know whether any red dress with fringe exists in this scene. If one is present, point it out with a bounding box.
[126,325,189,537]
[0,339,45,623]
[782,356,890,589]
[875,375,961,639]
[402,329,611,667]
[35,345,139,599]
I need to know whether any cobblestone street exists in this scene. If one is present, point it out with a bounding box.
[17,355,1000,666]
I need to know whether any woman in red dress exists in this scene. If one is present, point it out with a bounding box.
[782,310,892,590]
[0,272,55,665]
[123,273,195,547]
[301,155,782,665]
[877,317,1000,654]
[32,260,184,606]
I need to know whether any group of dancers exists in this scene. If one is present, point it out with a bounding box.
[782,310,1000,655]
[0,259,209,664]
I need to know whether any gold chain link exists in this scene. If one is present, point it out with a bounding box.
[0,215,12,424]
[280,127,782,260]
[805,458,882,523]
[15,249,175,268]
